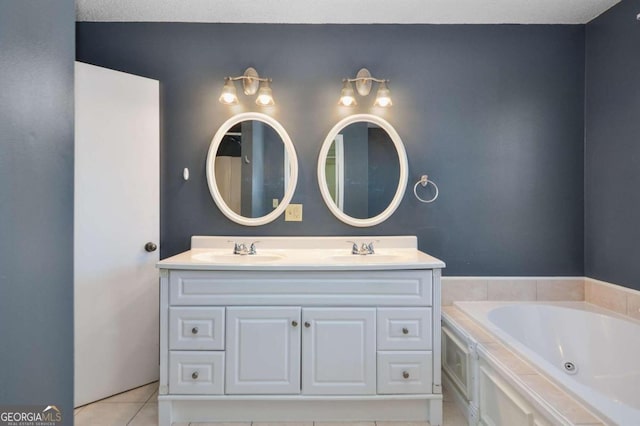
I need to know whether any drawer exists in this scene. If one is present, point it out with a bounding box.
[169,307,225,350]
[169,351,224,394]
[377,351,432,394]
[169,270,432,306]
[377,308,432,350]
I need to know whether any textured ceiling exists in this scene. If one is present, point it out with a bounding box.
[76,0,620,24]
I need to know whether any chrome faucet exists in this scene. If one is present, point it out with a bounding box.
[348,241,375,255]
[231,241,258,255]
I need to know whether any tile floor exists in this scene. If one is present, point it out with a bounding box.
[74,382,468,426]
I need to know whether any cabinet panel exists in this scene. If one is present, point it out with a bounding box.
[226,307,301,394]
[377,308,432,350]
[169,307,225,350]
[479,365,534,426]
[170,270,432,306]
[169,351,224,394]
[377,351,432,394]
[442,325,471,400]
[302,308,376,395]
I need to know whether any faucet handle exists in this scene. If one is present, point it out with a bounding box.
[365,242,375,254]
[346,241,359,254]
[249,241,260,255]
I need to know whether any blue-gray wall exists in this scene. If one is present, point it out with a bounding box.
[0,1,75,423]
[585,0,640,290]
[76,23,586,276]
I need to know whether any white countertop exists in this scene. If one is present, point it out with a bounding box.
[157,235,446,271]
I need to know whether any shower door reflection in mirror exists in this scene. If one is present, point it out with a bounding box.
[214,120,289,218]
[324,122,400,219]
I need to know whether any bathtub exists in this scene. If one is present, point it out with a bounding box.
[455,301,640,425]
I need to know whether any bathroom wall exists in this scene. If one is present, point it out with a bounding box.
[0,1,75,423]
[76,23,586,276]
[585,0,640,291]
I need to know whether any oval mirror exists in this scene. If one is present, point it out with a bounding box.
[206,112,298,226]
[317,114,408,227]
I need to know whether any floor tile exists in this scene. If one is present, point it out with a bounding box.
[128,402,157,425]
[102,382,159,403]
[317,423,375,426]
[376,422,429,426]
[443,402,467,426]
[74,402,144,426]
[253,423,312,426]
[193,423,251,426]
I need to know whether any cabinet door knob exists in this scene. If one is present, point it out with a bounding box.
[192,371,199,380]
[402,327,409,335]
[304,321,311,328]
[291,320,298,327]
[144,242,157,252]
[191,327,199,335]
[402,371,410,379]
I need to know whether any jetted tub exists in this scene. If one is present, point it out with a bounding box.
[455,302,640,425]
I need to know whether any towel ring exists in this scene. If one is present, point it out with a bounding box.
[414,175,439,203]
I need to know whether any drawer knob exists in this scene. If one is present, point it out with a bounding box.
[402,371,410,379]
[291,320,298,327]
[304,321,311,328]
[402,327,409,335]
[192,371,199,380]
[191,327,199,335]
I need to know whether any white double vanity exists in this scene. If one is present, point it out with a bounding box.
[157,236,445,426]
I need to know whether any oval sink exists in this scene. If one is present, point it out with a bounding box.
[192,253,284,263]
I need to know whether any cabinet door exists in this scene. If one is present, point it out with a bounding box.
[226,307,301,394]
[302,308,376,395]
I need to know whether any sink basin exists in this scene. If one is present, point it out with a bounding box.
[329,254,404,262]
[192,252,284,263]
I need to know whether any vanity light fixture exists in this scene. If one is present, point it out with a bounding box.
[339,68,392,107]
[219,67,275,106]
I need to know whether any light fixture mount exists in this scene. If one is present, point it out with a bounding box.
[355,68,373,96]
[242,67,260,95]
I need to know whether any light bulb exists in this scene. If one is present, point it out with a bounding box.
[374,81,392,107]
[339,81,357,107]
[255,80,275,106]
[219,78,238,105]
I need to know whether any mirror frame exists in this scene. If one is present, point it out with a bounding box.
[317,114,408,227]
[206,112,298,226]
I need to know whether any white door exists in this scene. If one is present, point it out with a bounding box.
[302,308,376,395]
[226,307,301,394]
[74,62,160,407]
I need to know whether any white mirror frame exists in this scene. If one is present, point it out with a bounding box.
[206,112,298,226]
[317,114,408,227]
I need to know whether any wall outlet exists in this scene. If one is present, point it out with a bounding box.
[285,204,303,222]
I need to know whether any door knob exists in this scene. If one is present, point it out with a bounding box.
[291,321,298,327]
[192,327,199,335]
[402,371,410,379]
[144,242,157,252]
[192,371,199,380]
[304,322,311,328]
[402,327,409,335]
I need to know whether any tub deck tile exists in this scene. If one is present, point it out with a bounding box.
[482,343,537,375]
[517,373,605,425]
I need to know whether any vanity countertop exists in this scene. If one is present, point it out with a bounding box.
[157,235,445,271]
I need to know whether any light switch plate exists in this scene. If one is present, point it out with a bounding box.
[285,204,303,221]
